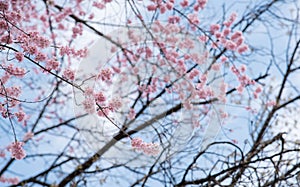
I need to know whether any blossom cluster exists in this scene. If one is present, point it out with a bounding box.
[0,176,19,185]
[6,141,26,160]
[208,13,249,54]
[82,86,124,117]
[131,138,160,156]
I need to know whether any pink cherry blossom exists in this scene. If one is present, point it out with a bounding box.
[225,40,237,50]
[94,92,106,103]
[98,68,112,82]
[108,98,122,111]
[223,28,231,36]
[231,31,243,41]
[180,0,189,8]
[0,176,19,185]
[236,85,244,94]
[15,111,25,122]
[147,4,157,11]
[266,100,276,107]
[63,69,75,80]
[131,138,160,156]
[0,1,9,11]
[187,13,200,25]
[7,142,26,160]
[46,59,60,71]
[240,64,247,72]
[197,0,207,9]
[93,2,105,9]
[23,131,34,141]
[131,137,143,148]
[255,86,262,93]
[0,150,5,158]
[224,12,237,27]
[15,52,24,62]
[220,56,228,63]
[166,2,173,10]
[212,63,221,71]
[35,52,46,62]
[237,44,249,54]
[210,24,220,34]
[128,108,136,119]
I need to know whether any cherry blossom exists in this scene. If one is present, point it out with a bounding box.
[131,138,160,156]
[7,142,26,160]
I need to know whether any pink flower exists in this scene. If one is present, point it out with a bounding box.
[7,142,26,160]
[108,98,122,111]
[187,13,200,25]
[6,86,21,97]
[253,92,258,99]
[142,142,160,155]
[23,131,34,141]
[266,100,276,107]
[240,64,247,72]
[220,82,228,92]
[168,15,180,24]
[223,28,231,36]
[236,85,244,94]
[159,5,167,14]
[180,0,188,7]
[0,20,7,30]
[128,108,136,119]
[28,46,38,55]
[166,2,173,10]
[36,36,50,49]
[231,31,242,41]
[112,66,120,73]
[63,69,75,80]
[35,52,46,62]
[230,66,239,75]
[224,12,237,27]
[15,111,25,122]
[200,73,207,82]
[94,92,106,103]
[131,138,160,156]
[198,35,208,42]
[225,40,237,50]
[72,24,83,38]
[0,1,9,11]
[131,138,143,148]
[189,69,200,79]
[210,24,220,34]
[255,86,262,93]
[46,59,60,71]
[98,68,112,82]
[60,46,71,56]
[83,97,95,114]
[183,101,193,110]
[7,177,19,185]
[220,56,228,63]
[103,0,112,3]
[0,176,19,185]
[147,4,157,11]
[237,44,249,54]
[197,0,207,9]
[15,52,24,62]
[97,107,110,117]
[93,2,105,9]
[212,63,221,71]
[0,150,5,158]
[1,34,12,44]
[214,32,222,39]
